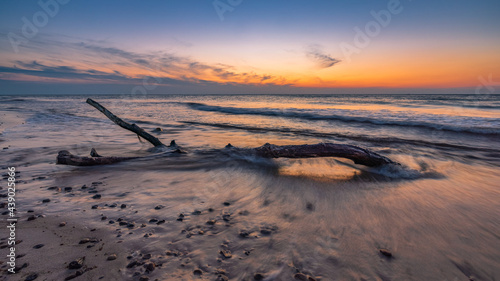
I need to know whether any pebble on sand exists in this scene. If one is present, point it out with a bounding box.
[254,273,265,280]
[24,273,38,281]
[193,268,203,275]
[107,254,117,261]
[33,244,44,249]
[42,199,50,203]
[92,194,101,199]
[379,248,393,258]
[59,222,67,227]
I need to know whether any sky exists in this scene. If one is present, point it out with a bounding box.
[0,0,499,95]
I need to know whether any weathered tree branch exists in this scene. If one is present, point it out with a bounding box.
[57,99,400,167]
[253,143,396,167]
[57,150,138,166]
[86,98,165,147]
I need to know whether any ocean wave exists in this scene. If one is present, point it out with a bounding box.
[183,102,500,135]
[182,121,500,153]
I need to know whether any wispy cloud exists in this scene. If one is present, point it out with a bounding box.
[306,44,341,69]
[0,34,288,87]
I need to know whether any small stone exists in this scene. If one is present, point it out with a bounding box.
[64,187,73,192]
[101,216,107,220]
[219,250,232,259]
[92,194,101,199]
[149,218,158,223]
[91,205,98,209]
[154,205,164,210]
[138,277,149,281]
[142,253,152,259]
[42,198,50,203]
[192,210,201,215]
[223,202,231,206]
[59,222,67,227]
[79,238,90,244]
[144,262,155,272]
[193,268,203,275]
[33,244,44,249]
[294,273,308,280]
[27,215,36,221]
[120,204,127,209]
[109,220,115,224]
[126,260,138,268]
[239,230,251,238]
[306,202,314,211]
[216,275,229,281]
[254,273,265,280]
[68,257,85,269]
[379,248,393,258]
[154,127,162,132]
[109,203,117,208]
[24,273,38,281]
[206,219,216,225]
[107,254,117,261]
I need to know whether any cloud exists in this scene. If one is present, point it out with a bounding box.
[0,33,289,88]
[306,45,341,69]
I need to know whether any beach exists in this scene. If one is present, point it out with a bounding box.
[1,94,499,281]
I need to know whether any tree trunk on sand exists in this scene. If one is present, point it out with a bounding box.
[56,99,399,167]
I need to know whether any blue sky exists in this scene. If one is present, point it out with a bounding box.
[0,0,499,94]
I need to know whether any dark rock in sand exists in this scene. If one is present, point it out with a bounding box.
[126,223,135,228]
[27,215,36,221]
[254,273,265,280]
[119,221,128,226]
[149,218,158,223]
[64,187,73,192]
[42,199,50,203]
[109,220,115,224]
[154,205,164,210]
[24,273,38,281]
[27,210,34,213]
[101,216,107,220]
[144,262,155,272]
[219,250,232,259]
[109,203,117,208]
[120,204,127,209]
[33,244,44,249]
[92,194,101,199]
[239,230,251,238]
[91,205,98,209]
[379,248,393,258]
[59,222,66,227]
[193,268,203,275]
[68,257,85,269]
[138,276,149,281]
[223,201,231,206]
[306,202,314,211]
[192,210,201,215]
[222,213,231,221]
[156,219,165,225]
[216,275,229,281]
[81,185,87,189]
[206,219,217,225]
[153,127,162,132]
[294,273,308,280]
[126,260,139,268]
[107,254,117,261]
[88,190,98,194]
[208,208,214,212]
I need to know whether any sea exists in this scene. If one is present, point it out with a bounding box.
[1,94,499,280]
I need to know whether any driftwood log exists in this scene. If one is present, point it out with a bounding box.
[56,99,398,167]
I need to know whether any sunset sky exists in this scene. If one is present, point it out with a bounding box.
[0,0,499,95]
